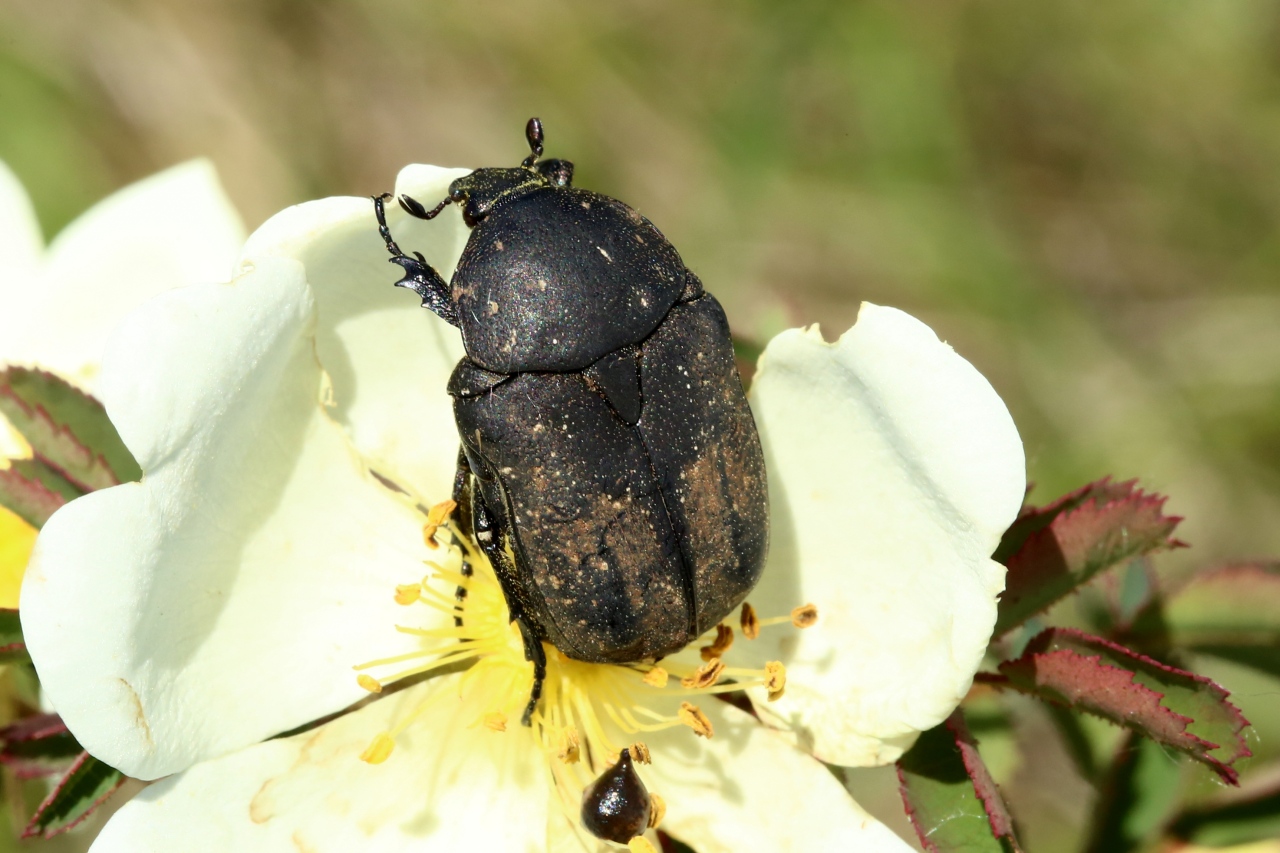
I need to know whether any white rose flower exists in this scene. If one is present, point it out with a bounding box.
[20,164,1025,852]
[0,158,244,605]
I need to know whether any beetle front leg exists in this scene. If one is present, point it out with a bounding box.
[371,194,459,326]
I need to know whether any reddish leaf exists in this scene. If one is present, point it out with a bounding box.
[23,751,125,838]
[0,713,82,779]
[994,478,1183,636]
[996,628,1250,784]
[0,463,68,527]
[0,367,139,491]
[897,710,1023,852]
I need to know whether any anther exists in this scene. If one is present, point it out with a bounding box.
[559,728,581,764]
[678,702,714,738]
[642,666,669,688]
[394,583,421,605]
[360,732,395,764]
[484,712,508,732]
[700,623,734,661]
[791,603,819,628]
[740,602,760,639]
[629,742,652,764]
[765,661,787,701]
[680,658,726,690]
[357,674,383,694]
[422,500,457,549]
[647,793,666,829]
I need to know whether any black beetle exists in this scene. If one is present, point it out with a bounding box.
[373,119,768,728]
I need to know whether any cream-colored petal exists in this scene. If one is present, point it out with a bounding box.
[22,258,435,780]
[239,165,471,502]
[744,303,1025,766]
[0,160,46,459]
[91,676,552,853]
[2,160,244,394]
[641,698,912,851]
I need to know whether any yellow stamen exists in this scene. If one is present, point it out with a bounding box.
[357,674,383,694]
[421,500,457,549]
[394,583,421,605]
[700,622,734,661]
[791,603,819,628]
[678,702,714,738]
[559,727,581,764]
[484,712,508,732]
[680,658,726,690]
[648,793,666,829]
[360,732,395,764]
[740,602,760,639]
[629,838,658,853]
[642,666,669,688]
[765,661,787,701]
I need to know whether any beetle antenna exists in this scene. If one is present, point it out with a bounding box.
[522,117,544,168]
[372,193,407,258]
[399,193,453,221]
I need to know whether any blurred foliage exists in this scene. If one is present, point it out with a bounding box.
[3,0,1280,848]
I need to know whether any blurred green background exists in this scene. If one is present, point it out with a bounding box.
[3,1,1280,850]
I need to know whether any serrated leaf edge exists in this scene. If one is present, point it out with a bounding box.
[0,374,120,493]
[22,751,126,839]
[998,627,1251,783]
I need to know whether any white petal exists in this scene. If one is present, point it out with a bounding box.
[239,165,471,501]
[0,160,45,459]
[744,303,1025,766]
[2,160,244,393]
[91,677,552,852]
[643,699,913,851]
[22,258,434,780]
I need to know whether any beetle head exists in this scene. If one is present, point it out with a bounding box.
[444,118,576,227]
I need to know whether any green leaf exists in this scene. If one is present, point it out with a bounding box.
[0,609,25,664]
[0,463,69,528]
[994,478,1183,637]
[1167,774,1280,846]
[0,367,140,490]
[1081,732,1186,853]
[897,710,1023,852]
[0,713,83,779]
[995,628,1250,784]
[1162,558,1280,676]
[22,751,125,838]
